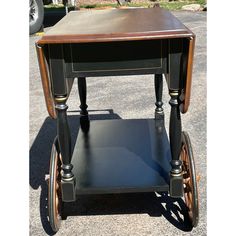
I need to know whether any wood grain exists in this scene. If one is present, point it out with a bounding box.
[36,44,57,119]
[37,8,194,44]
[182,36,195,114]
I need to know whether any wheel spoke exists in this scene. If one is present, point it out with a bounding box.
[183,176,190,184]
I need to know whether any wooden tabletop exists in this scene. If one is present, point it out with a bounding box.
[38,7,194,44]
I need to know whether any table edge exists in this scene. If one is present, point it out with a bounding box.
[37,31,195,44]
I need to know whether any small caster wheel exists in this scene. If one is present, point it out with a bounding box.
[181,131,199,227]
[48,137,63,232]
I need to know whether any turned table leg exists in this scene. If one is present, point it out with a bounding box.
[154,74,164,120]
[78,77,88,116]
[169,90,183,197]
[55,96,76,202]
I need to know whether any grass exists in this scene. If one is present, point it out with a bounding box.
[80,3,117,9]
[160,1,200,11]
[44,3,75,12]
[196,0,206,5]
[79,1,205,10]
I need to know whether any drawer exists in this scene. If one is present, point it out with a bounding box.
[64,40,168,77]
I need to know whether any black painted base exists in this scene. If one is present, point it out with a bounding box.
[169,174,183,198]
[61,178,76,202]
[71,119,172,196]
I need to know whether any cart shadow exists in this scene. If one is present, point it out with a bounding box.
[30,109,192,235]
[63,192,192,232]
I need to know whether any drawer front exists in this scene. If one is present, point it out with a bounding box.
[64,40,167,77]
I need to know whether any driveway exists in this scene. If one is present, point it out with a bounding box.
[29,10,206,236]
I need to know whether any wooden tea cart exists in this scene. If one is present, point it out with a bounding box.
[36,7,199,232]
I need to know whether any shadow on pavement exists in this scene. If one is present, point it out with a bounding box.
[43,8,77,28]
[30,110,192,235]
[64,191,192,232]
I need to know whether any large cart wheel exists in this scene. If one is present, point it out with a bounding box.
[181,131,199,227]
[48,137,62,232]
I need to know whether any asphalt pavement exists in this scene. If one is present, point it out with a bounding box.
[29,10,206,236]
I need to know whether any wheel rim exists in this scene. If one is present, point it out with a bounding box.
[53,153,62,228]
[181,132,199,227]
[49,138,62,232]
[29,0,39,26]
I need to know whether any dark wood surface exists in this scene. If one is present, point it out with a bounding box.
[36,7,195,116]
[182,36,195,113]
[71,119,171,194]
[36,44,57,118]
[38,7,194,44]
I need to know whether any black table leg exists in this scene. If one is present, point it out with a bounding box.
[154,74,164,119]
[55,96,76,202]
[169,90,183,198]
[78,77,88,116]
[154,74,165,132]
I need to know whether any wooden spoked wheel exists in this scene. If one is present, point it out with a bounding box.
[48,137,62,232]
[181,131,199,227]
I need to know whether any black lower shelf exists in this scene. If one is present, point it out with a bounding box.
[71,119,171,195]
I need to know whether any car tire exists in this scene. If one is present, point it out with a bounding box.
[29,0,44,35]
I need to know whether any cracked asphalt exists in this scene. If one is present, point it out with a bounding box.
[29,10,206,236]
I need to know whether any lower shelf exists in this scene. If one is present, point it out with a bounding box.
[71,118,171,195]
